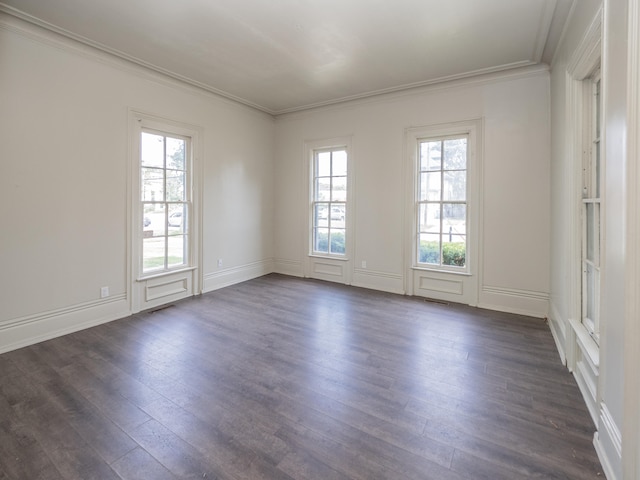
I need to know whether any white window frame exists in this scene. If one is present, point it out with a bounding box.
[310,147,348,257]
[404,119,482,305]
[140,127,192,276]
[414,134,470,273]
[129,110,202,313]
[303,136,353,285]
[563,8,601,424]
[581,69,602,343]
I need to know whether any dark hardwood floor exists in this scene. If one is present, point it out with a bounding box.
[0,274,603,479]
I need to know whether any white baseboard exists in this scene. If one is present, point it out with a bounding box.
[548,301,567,365]
[273,258,304,277]
[594,402,623,480]
[351,268,404,294]
[202,259,274,293]
[0,295,130,354]
[478,285,549,318]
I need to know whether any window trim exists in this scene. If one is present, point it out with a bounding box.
[404,119,482,304]
[302,135,355,278]
[128,109,203,313]
[310,146,348,258]
[414,133,470,273]
[580,68,603,344]
[140,127,192,277]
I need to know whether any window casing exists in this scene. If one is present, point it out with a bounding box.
[415,135,468,271]
[311,148,347,256]
[140,129,191,275]
[582,70,602,343]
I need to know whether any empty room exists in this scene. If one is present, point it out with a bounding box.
[1,0,639,479]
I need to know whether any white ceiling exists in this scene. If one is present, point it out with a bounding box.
[0,0,573,115]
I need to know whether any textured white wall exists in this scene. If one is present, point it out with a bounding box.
[274,69,551,316]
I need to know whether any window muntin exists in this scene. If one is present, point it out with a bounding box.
[141,130,190,274]
[312,148,347,256]
[416,136,468,269]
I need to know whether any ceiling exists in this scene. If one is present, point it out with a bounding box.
[0,0,573,115]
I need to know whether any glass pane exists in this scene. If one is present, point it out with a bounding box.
[141,132,164,168]
[141,167,164,202]
[442,235,466,267]
[314,228,329,253]
[332,176,347,202]
[443,138,467,170]
[418,203,440,233]
[595,79,601,138]
[595,142,601,198]
[316,152,331,177]
[166,137,185,170]
[420,141,441,171]
[586,203,595,261]
[166,170,185,202]
[442,204,466,235]
[142,205,165,236]
[142,203,156,236]
[167,235,186,268]
[143,236,165,272]
[419,173,427,201]
[168,204,187,233]
[330,204,345,226]
[315,178,330,201]
[586,263,596,322]
[420,172,441,201]
[443,171,466,201]
[418,233,440,264]
[329,229,346,254]
[332,150,347,176]
[315,204,329,228]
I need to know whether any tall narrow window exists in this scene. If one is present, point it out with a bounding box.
[141,129,190,274]
[311,148,347,255]
[582,70,601,342]
[416,136,468,269]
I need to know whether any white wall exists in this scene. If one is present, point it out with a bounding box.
[549,0,634,477]
[599,0,628,477]
[549,0,602,359]
[274,68,551,317]
[0,13,275,352]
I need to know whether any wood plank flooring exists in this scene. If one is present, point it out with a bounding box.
[0,274,603,479]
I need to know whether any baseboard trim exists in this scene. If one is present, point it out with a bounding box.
[594,402,622,480]
[0,294,129,354]
[202,259,274,293]
[351,268,404,295]
[548,301,567,365]
[273,258,304,277]
[478,285,549,318]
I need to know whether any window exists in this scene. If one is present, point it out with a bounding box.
[582,69,602,342]
[416,135,468,269]
[140,129,190,274]
[311,148,347,256]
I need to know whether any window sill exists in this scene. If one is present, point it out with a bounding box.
[137,266,196,282]
[308,254,349,262]
[569,318,600,368]
[412,266,471,276]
